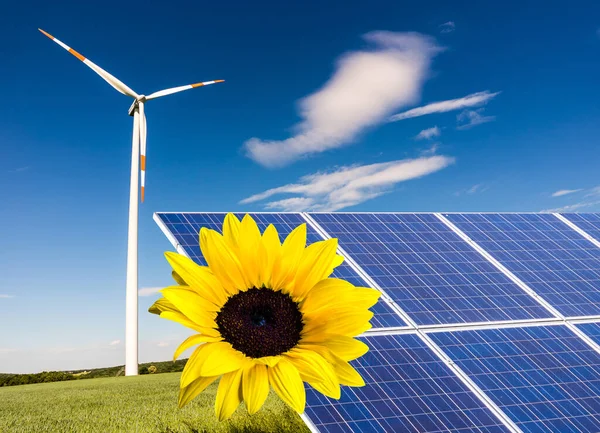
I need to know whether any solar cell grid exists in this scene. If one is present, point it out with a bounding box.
[561,213,600,243]
[430,325,600,433]
[155,212,406,328]
[309,213,551,325]
[576,322,600,348]
[444,213,600,318]
[304,333,510,433]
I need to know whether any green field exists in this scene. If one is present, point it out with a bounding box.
[0,372,311,433]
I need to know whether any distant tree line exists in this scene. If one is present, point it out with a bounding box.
[0,359,189,387]
[0,371,75,387]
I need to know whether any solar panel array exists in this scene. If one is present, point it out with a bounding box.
[444,213,600,318]
[154,212,600,433]
[562,213,600,243]
[430,325,600,433]
[310,213,551,325]
[305,334,509,433]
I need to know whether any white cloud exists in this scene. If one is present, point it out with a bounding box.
[455,183,489,196]
[109,340,121,346]
[419,142,440,156]
[389,90,500,122]
[8,166,30,173]
[138,287,162,297]
[467,184,484,194]
[543,200,600,213]
[241,155,455,211]
[543,186,600,212]
[552,189,582,197]
[456,108,496,129]
[439,21,456,34]
[415,126,441,140]
[585,186,600,197]
[244,31,443,167]
[0,294,14,298]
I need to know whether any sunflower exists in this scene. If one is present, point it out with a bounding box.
[149,213,380,420]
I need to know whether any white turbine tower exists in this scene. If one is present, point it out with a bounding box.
[39,29,224,376]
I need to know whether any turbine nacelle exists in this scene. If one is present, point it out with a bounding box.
[128,97,147,116]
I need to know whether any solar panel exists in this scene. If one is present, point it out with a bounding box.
[430,325,600,433]
[308,213,551,325]
[303,333,510,433]
[561,213,600,243]
[576,322,600,347]
[444,213,600,318]
[154,212,406,328]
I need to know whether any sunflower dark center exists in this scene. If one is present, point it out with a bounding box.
[215,287,303,358]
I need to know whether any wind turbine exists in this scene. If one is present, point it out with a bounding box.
[39,29,224,376]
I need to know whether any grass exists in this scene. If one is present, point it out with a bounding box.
[0,372,310,433]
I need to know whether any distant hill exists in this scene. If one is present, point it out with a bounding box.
[0,358,189,387]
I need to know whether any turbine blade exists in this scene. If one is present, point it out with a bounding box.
[145,80,224,100]
[38,29,139,98]
[139,102,147,203]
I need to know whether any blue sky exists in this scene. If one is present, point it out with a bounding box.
[1,0,600,373]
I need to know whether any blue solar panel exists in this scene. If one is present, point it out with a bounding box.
[561,213,600,243]
[304,333,509,433]
[155,213,406,328]
[308,213,551,325]
[444,213,600,317]
[430,325,600,433]
[576,322,600,347]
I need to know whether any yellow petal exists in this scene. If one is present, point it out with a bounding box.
[215,369,244,421]
[332,254,344,267]
[308,381,341,400]
[331,354,365,387]
[295,345,365,387]
[173,334,222,361]
[222,213,241,251]
[242,364,270,415]
[200,228,248,293]
[181,344,210,387]
[301,279,380,314]
[268,357,306,413]
[303,309,373,337]
[178,375,219,408]
[285,349,340,399]
[148,297,178,315]
[159,311,212,335]
[160,287,218,328]
[259,224,281,287]
[198,342,247,378]
[292,239,339,300]
[270,224,306,291]
[180,342,246,388]
[172,270,186,286]
[301,334,369,362]
[165,252,228,305]
[254,356,281,367]
[237,215,262,288]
